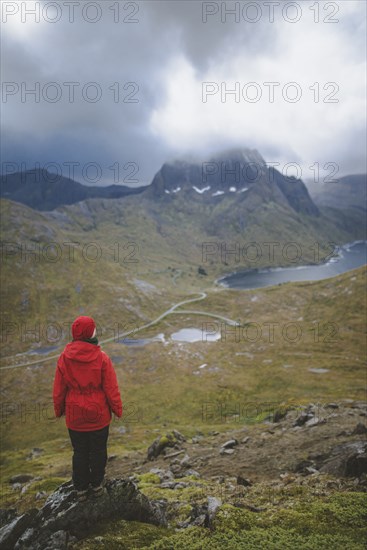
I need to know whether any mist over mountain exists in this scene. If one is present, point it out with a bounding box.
[306,174,367,212]
[2,147,366,250]
[147,148,319,217]
[304,174,367,240]
[1,148,319,217]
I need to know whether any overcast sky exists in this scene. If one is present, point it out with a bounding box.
[1,0,366,186]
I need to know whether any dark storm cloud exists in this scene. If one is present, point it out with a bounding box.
[1,0,366,185]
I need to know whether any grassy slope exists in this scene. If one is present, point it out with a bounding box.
[0,196,366,548]
[1,192,364,358]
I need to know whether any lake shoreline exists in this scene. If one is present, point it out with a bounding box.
[216,239,367,290]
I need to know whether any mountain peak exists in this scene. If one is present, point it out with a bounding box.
[147,146,319,216]
[208,147,266,168]
[165,147,266,169]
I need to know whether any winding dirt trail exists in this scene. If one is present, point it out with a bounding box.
[0,291,239,370]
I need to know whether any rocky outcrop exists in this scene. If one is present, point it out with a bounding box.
[318,441,367,477]
[147,430,186,460]
[0,477,167,550]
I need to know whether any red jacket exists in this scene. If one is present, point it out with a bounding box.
[53,340,123,431]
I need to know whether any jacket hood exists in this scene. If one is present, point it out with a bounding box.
[63,340,101,363]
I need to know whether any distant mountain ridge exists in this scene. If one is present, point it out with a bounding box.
[0,168,148,211]
[1,148,319,216]
[305,173,367,240]
[307,174,367,211]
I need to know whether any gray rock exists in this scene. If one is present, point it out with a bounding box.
[183,469,201,478]
[172,430,186,442]
[180,454,191,467]
[159,481,177,489]
[14,528,35,549]
[163,450,185,460]
[273,409,288,422]
[352,423,367,435]
[241,436,251,444]
[20,484,32,495]
[147,432,180,460]
[173,482,188,489]
[308,368,329,374]
[294,459,315,474]
[220,448,235,455]
[149,468,174,482]
[182,497,222,529]
[305,417,326,428]
[305,467,320,475]
[206,496,222,526]
[294,412,314,427]
[28,447,44,456]
[43,529,68,550]
[117,426,127,434]
[9,474,34,485]
[351,402,367,410]
[319,441,367,477]
[236,476,252,486]
[160,481,188,489]
[5,477,167,550]
[221,439,238,449]
[0,509,17,529]
[0,509,38,550]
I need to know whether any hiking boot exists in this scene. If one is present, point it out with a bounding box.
[76,488,89,502]
[90,483,104,498]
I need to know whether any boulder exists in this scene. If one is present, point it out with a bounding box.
[206,497,222,527]
[178,496,222,529]
[352,423,367,435]
[220,449,235,455]
[273,408,289,423]
[147,432,182,460]
[293,412,314,427]
[0,477,166,550]
[0,509,17,529]
[221,439,238,449]
[305,417,326,428]
[236,476,252,487]
[0,509,38,550]
[318,441,367,477]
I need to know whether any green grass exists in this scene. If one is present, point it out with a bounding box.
[67,477,367,549]
[0,197,366,548]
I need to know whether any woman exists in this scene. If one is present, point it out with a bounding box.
[53,315,123,501]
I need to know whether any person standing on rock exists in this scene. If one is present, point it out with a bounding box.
[53,315,123,501]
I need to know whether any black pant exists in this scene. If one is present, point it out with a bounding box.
[68,424,109,491]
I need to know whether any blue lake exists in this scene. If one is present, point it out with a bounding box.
[218,241,367,290]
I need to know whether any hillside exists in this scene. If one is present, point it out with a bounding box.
[0,148,366,548]
[0,267,366,548]
[0,190,363,360]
